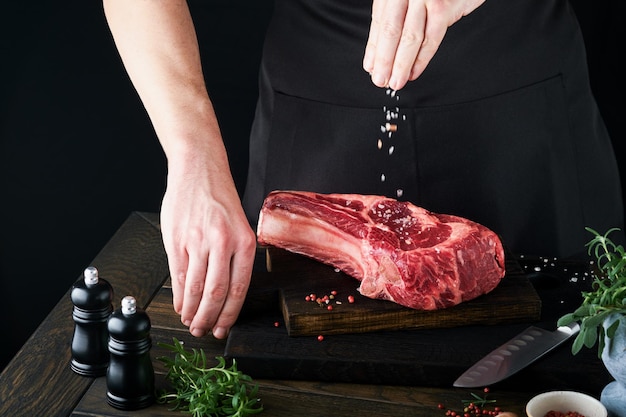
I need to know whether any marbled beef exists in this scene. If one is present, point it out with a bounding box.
[256,191,506,310]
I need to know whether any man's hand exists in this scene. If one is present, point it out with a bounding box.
[363,0,485,90]
[160,148,257,339]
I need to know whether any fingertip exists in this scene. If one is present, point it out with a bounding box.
[388,76,407,92]
[212,326,228,339]
[173,302,182,315]
[190,326,208,338]
[173,293,185,317]
[371,72,388,88]
[362,55,370,72]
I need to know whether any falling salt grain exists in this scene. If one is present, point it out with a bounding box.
[381,174,386,182]
[396,189,403,198]
[388,146,395,155]
[377,139,383,149]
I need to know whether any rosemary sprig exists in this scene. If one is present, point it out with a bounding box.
[461,391,497,408]
[558,227,626,357]
[157,338,263,417]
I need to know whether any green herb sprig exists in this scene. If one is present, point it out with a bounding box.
[157,338,263,417]
[558,227,626,357]
[461,391,497,408]
[437,388,503,416]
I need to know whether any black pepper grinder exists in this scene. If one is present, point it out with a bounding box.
[70,266,113,376]
[106,295,155,410]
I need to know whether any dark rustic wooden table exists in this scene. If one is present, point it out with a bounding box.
[0,212,608,417]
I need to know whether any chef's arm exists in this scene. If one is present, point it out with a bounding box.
[103,0,215,157]
[102,0,257,340]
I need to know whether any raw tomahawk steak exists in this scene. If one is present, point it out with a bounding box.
[257,191,506,310]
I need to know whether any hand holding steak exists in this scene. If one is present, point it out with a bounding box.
[257,191,506,310]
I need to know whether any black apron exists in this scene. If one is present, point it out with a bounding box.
[242,0,624,258]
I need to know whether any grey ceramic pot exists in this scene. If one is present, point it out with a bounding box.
[601,313,626,417]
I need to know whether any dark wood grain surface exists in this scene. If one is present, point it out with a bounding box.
[0,212,612,417]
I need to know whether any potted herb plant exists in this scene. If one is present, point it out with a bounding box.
[557,227,626,417]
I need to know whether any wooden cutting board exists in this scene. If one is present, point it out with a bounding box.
[225,251,610,390]
[265,248,541,336]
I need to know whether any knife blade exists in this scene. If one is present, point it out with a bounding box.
[453,322,580,387]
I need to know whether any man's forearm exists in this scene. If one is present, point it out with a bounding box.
[103,0,221,160]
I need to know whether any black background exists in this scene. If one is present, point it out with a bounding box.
[0,0,623,371]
